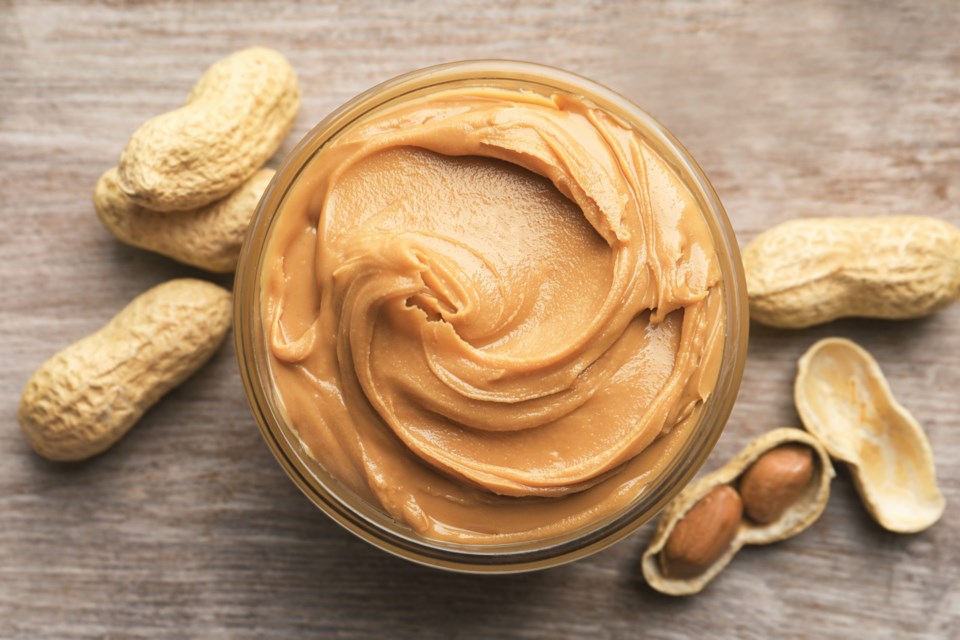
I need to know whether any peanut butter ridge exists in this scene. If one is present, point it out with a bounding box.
[262,87,725,543]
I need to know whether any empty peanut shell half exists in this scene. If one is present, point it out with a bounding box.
[795,338,945,533]
[642,428,834,596]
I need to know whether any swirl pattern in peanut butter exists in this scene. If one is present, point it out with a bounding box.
[263,87,725,543]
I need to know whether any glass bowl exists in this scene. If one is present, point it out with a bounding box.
[235,60,748,573]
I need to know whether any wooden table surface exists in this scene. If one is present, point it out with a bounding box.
[2,1,958,638]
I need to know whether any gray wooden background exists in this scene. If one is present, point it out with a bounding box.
[2,1,958,638]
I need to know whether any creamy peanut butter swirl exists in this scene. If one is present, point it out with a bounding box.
[263,87,725,543]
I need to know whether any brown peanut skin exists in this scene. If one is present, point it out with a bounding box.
[95,167,274,273]
[745,216,960,328]
[18,279,232,461]
[117,47,299,212]
[660,485,743,579]
[739,445,815,524]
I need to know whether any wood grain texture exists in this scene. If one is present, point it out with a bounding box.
[1,1,958,637]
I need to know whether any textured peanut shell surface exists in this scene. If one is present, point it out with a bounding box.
[95,167,275,273]
[642,428,834,596]
[117,47,299,212]
[18,279,232,461]
[744,216,960,328]
[795,338,945,533]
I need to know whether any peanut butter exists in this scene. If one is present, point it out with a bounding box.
[261,86,725,543]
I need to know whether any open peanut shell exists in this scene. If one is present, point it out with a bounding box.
[642,428,834,596]
[795,337,945,533]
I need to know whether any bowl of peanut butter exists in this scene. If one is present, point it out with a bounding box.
[235,61,748,572]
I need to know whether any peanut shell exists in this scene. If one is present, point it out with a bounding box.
[744,216,960,328]
[95,167,274,273]
[117,47,299,212]
[642,428,833,596]
[18,279,232,461]
[795,337,945,533]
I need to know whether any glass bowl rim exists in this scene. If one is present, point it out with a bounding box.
[234,59,749,573]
